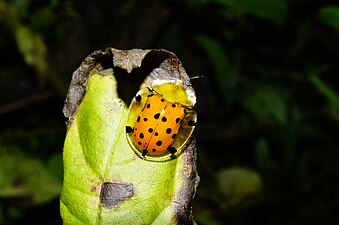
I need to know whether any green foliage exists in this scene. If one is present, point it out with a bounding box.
[31,6,55,30]
[254,139,270,175]
[318,6,339,29]
[191,0,288,23]
[196,35,234,101]
[309,75,339,122]
[243,85,288,124]
[217,167,262,206]
[219,0,288,24]
[0,146,61,204]
[15,26,46,68]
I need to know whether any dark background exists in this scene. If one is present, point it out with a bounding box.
[1,0,339,224]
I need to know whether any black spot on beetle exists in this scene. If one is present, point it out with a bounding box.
[172,104,176,108]
[166,128,172,134]
[161,98,165,102]
[143,117,148,122]
[139,133,144,139]
[126,126,133,133]
[146,103,151,108]
[142,149,148,156]
[172,134,177,139]
[154,132,159,136]
[175,118,181,124]
[135,95,142,102]
[156,140,162,146]
[136,116,140,123]
[168,147,177,154]
[162,117,167,122]
[148,128,153,133]
[154,113,160,119]
[152,148,156,152]
[138,141,142,145]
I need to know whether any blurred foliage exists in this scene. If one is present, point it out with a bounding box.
[0,0,339,224]
[0,146,61,204]
[318,6,339,30]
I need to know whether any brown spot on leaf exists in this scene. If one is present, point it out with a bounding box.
[100,182,135,209]
[90,186,97,192]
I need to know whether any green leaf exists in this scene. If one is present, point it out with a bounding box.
[309,75,339,122]
[318,6,339,30]
[0,146,61,205]
[12,0,30,18]
[15,26,46,67]
[217,167,262,207]
[216,0,288,24]
[47,153,63,181]
[243,85,287,124]
[254,138,270,174]
[196,35,234,100]
[60,49,198,224]
[31,6,55,30]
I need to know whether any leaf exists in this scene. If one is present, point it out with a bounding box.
[47,153,63,181]
[0,146,61,205]
[0,0,68,95]
[15,26,46,68]
[217,167,263,207]
[318,6,339,30]
[31,6,55,30]
[254,138,270,174]
[309,75,339,122]
[215,0,288,24]
[243,84,287,124]
[196,35,234,101]
[217,167,262,207]
[60,48,199,224]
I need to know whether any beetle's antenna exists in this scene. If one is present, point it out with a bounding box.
[190,75,204,80]
[178,62,204,80]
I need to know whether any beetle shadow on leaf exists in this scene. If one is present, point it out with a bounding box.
[112,51,170,106]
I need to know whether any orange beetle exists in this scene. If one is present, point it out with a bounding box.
[126,88,196,159]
